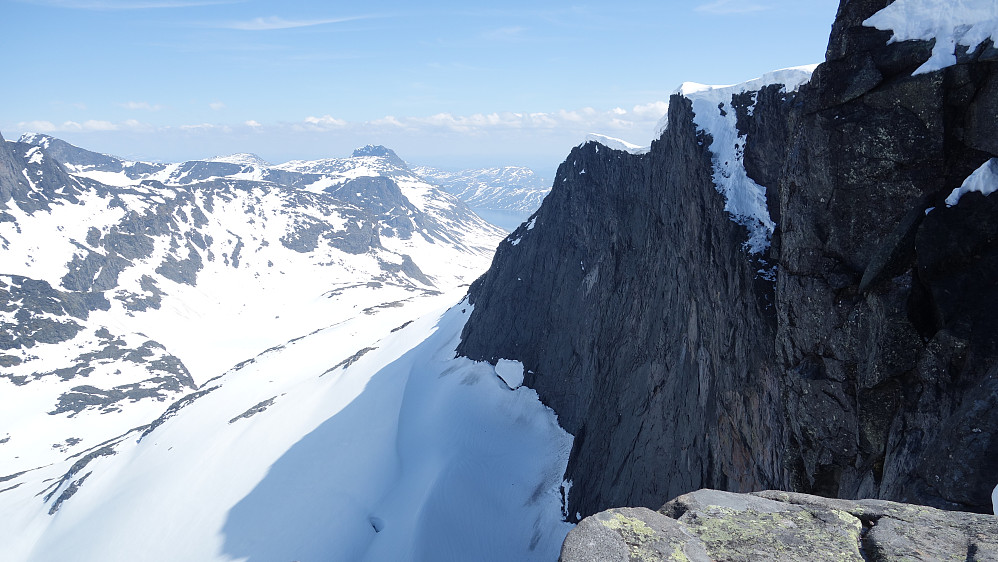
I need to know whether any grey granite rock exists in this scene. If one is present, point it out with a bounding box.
[562,489,998,562]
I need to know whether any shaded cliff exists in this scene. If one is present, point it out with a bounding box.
[458,0,998,519]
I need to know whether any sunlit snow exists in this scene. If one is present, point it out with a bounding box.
[864,0,998,75]
[658,65,817,253]
[0,295,575,561]
[583,133,647,154]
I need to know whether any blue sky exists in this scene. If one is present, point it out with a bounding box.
[2,0,839,172]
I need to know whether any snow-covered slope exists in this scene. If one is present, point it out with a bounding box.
[413,165,550,231]
[864,0,998,75]
[1,294,574,561]
[0,132,576,559]
[1,132,505,478]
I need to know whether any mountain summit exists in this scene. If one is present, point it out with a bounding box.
[351,144,407,168]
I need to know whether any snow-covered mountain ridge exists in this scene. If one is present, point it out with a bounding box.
[414,164,550,231]
[0,130,578,560]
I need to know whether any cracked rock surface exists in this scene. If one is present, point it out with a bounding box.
[561,489,998,562]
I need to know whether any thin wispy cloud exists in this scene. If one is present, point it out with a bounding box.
[16,119,151,132]
[16,0,241,10]
[221,15,374,31]
[15,101,670,147]
[695,0,771,15]
[209,102,226,111]
[299,103,670,136]
[121,101,163,111]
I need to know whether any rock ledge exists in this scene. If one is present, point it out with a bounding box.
[561,489,998,561]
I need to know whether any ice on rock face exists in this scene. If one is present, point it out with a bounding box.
[993,483,997,515]
[946,158,998,206]
[864,0,998,75]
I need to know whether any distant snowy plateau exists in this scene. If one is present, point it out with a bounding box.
[0,134,572,560]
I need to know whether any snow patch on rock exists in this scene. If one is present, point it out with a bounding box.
[946,158,998,206]
[864,0,998,75]
[583,133,647,154]
[656,65,817,253]
[495,358,525,389]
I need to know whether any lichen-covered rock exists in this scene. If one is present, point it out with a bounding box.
[562,489,998,562]
[560,507,710,562]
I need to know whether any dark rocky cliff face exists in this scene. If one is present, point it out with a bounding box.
[458,0,998,519]
[458,98,784,518]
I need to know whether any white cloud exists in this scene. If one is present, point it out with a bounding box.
[371,115,405,128]
[11,99,672,158]
[303,115,347,129]
[179,123,228,131]
[631,101,669,119]
[121,101,163,111]
[17,119,123,132]
[695,0,770,14]
[16,120,59,133]
[222,15,369,31]
[210,101,226,111]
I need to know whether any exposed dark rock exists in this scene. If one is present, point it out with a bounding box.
[459,0,998,520]
[325,347,378,373]
[0,275,109,350]
[0,139,84,213]
[352,145,408,169]
[18,133,167,178]
[228,397,277,424]
[459,100,780,519]
[561,489,998,562]
[139,385,220,440]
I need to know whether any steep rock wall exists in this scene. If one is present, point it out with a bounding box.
[459,0,998,518]
[776,0,998,509]
[457,97,783,518]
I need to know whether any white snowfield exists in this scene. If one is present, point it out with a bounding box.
[0,176,500,471]
[413,164,550,214]
[654,65,818,254]
[864,0,998,75]
[0,137,577,559]
[0,295,575,561]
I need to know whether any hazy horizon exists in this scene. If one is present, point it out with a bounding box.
[3,0,839,171]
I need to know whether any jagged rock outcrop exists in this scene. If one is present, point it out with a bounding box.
[458,101,782,518]
[458,0,998,520]
[560,489,998,562]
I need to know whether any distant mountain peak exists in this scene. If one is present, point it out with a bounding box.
[18,132,54,148]
[206,153,270,167]
[351,145,407,168]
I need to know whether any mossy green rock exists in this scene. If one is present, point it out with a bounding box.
[561,489,998,561]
